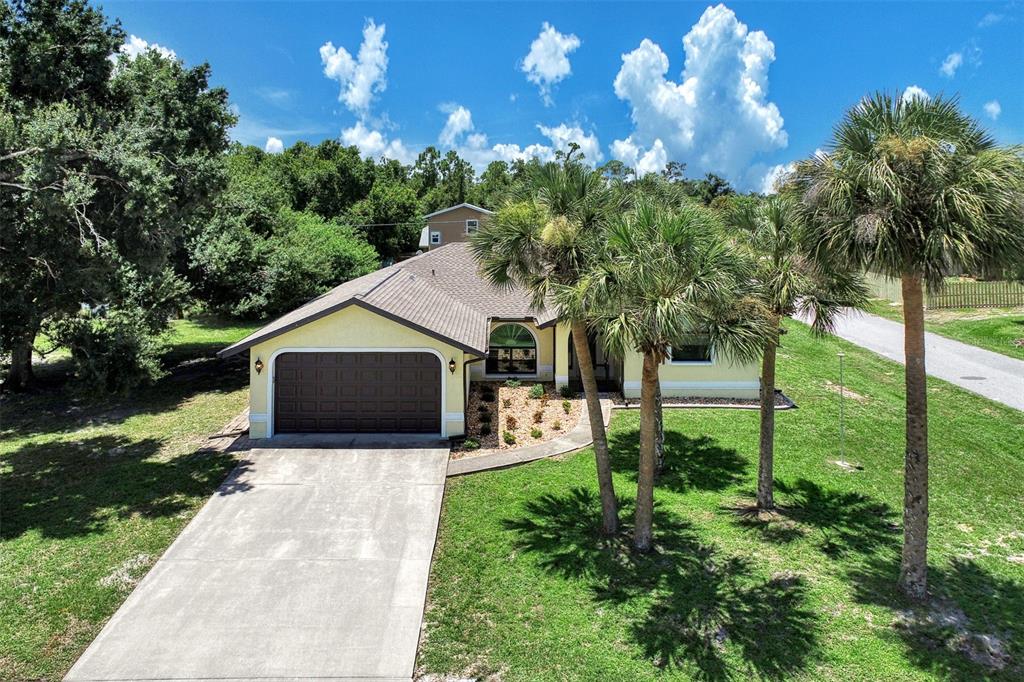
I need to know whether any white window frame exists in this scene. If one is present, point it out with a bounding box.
[465,219,479,234]
[430,230,441,245]
[667,336,714,366]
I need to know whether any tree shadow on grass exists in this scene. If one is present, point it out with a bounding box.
[609,429,748,493]
[728,478,901,558]
[503,487,819,680]
[0,435,241,540]
[846,555,1024,680]
[1,353,249,441]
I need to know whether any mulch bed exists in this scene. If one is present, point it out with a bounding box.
[453,381,583,458]
[612,390,795,409]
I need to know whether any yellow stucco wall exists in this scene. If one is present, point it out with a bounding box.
[554,321,571,386]
[468,321,555,381]
[246,304,471,439]
[621,352,760,399]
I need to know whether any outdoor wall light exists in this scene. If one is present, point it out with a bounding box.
[254,357,264,374]
[448,358,457,374]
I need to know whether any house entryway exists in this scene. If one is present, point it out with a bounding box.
[567,330,622,393]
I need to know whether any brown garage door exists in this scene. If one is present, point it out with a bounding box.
[274,352,441,434]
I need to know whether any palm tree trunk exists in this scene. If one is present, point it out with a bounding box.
[899,275,929,600]
[654,381,664,477]
[634,350,659,552]
[757,317,779,510]
[571,320,618,535]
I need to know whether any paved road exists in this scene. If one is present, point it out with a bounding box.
[66,441,450,682]
[804,309,1024,411]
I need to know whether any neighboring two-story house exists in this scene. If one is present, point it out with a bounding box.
[418,203,493,251]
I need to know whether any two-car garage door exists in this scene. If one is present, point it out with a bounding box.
[273,352,441,434]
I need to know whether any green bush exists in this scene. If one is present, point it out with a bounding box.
[481,392,496,403]
[562,400,572,414]
[532,409,544,424]
[502,431,516,445]
[530,427,543,439]
[558,384,576,399]
[504,378,521,388]
[553,420,562,431]
[462,438,480,451]
[477,404,490,413]
[479,424,492,437]
[47,307,166,394]
[528,383,544,399]
[480,413,492,424]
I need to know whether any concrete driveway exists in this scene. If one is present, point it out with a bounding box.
[66,440,449,681]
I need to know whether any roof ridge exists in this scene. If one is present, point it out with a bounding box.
[355,265,404,300]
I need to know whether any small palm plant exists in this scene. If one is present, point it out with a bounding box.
[729,193,868,511]
[471,160,622,535]
[559,198,768,552]
[796,92,1024,599]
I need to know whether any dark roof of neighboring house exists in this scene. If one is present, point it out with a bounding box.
[422,202,494,219]
[218,243,556,358]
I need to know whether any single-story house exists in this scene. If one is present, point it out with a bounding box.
[219,242,760,440]
[418,202,493,251]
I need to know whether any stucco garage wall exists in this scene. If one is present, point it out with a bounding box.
[622,353,760,399]
[246,305,469,438]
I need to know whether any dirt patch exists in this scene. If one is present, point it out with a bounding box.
[454,381,582,457]
[824,380,869,403]
[99,553,152,592]
[895,600,1012,671]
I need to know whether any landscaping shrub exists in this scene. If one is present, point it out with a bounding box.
[532,409,544,424]
[502,431,516,445]
[502,398,512,408]
[530,427,543,439]
[462,438,480,451]
[504,378,521,388]
[480,413,492,424]
[553,420,562,430]
[562,400,571,414]
[481,392,495,403]
[477,404,489,413]
[558,385,576,399]
[505,415,518,430]
[528,383,544,399]
[479,424,491,436]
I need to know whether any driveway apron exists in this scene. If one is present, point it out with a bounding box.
[66,444,449,682]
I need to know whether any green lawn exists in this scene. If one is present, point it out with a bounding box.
[420,320,1024,680]
[865,299,1024,360]
[0,316,260,680]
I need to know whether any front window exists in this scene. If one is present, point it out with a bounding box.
[486,323,537,374]
[670,336,712,363]
[430,231,441,245]
[465,219,479,234]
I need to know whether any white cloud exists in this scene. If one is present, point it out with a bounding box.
[940,51,963,77]
[983,100,1002,120]
[901,85,931,103]
[117,35,176,61]
[264,136,284,154]
[340,121,414,164]
[433,104,601,171]
[320,19,389,118]
[610,137,666,176]
[758,162,794,194]
[521,22,581,106]
[439,104,474,147]
[610,4,787,189]
[978,12,1003,28]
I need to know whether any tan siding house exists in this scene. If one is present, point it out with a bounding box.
[418,203,493,250]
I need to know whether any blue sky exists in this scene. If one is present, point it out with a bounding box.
[105,1,1022,190]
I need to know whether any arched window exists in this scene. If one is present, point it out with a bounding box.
[486,323,537,375]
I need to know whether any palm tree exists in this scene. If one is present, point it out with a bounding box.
[471,160,621,535]
[559,198,767,552]
[730,194,868,511]
[796,93,1024,599]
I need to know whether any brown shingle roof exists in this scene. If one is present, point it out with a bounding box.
[218,243,555,358]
